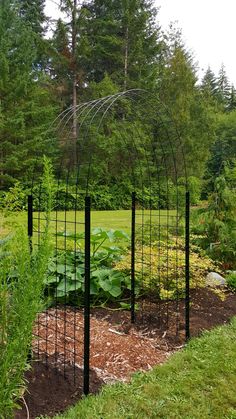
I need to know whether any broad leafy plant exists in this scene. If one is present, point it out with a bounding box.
[45,228,131,305]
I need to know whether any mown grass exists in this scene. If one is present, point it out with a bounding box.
[0,209,176,237]
[0,209,178,253]
[52,318,236,419]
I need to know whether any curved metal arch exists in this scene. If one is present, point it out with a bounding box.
[51,89,188,199]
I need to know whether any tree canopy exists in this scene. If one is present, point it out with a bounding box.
[0,0,235,201]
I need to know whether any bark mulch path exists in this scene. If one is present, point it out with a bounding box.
[14,287,236,418]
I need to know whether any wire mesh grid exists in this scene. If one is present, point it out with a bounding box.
[30,89,189,390]
[31,170,88,384]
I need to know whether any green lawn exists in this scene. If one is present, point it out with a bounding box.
[0,208,178,252]
[0,209,177,237]
[51,318,236,419]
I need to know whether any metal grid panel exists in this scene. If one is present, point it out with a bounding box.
[30,90,189,393]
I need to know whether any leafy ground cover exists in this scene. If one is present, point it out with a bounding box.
[51,317,236,419]
[45,227,131,306]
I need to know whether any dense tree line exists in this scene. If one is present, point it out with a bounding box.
[0,0,235,204]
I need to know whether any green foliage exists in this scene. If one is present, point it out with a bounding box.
[0,1,58,190]
[17,0,46,36]
[0,158,53,417]
[159,33,216,178]
[205,110,236,193]
[0,0,223,203]
[84,0,162,89]
[226,272,236,292]
[44,228,130,305]
[191,174,236,268]
[0,176,189,212]
[201,66,219,102]
[185,176,202,205]
[116,239,217,300]
[0,181,28,212]
[217,64,231,109]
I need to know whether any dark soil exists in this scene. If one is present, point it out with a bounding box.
[92,287,236,345]
[14,287,236,419]
[14,362,103,419]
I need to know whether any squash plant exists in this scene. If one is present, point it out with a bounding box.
[44,228,131,305]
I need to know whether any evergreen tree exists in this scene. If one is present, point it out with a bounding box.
[51,18,71,106]
[206,111,236,184]
[17,0,50,69]
[84,0,163,90]
[0,0,58,188]
[159,29,215,177]
[18,0,47,35]
[217,64,231,108]
[51,1,91,163]
[201,67,218,100]
[227,85,236,111]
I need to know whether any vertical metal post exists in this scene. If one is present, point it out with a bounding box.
[27,195,33,362]
[131,192,136,323]
[28,195,33,252]
[83,196,91,395]
[185,191,190,340]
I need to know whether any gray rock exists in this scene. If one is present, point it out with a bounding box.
[205,272,226,288]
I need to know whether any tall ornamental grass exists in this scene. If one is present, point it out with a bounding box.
[0,158,53,417]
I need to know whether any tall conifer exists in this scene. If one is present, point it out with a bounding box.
[0,0,57,188]
[84,0,162,89]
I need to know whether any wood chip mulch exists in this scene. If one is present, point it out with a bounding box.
[33,308,174,383]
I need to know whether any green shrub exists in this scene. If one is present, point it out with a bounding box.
[116,239,218,300]
[0,181,28,212]
[0,176,191,212]
[0,158,53,417]
[178,176,202,206]
[226,272,236,292]
[190,175,236,269]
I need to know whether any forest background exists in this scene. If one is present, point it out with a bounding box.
[0,0,236,210]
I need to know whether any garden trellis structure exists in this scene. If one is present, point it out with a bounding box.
[28,90,190,395]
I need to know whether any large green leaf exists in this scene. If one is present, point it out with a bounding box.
[56,264,66,274]
[47,261,57,273]
[56,278,82,293]
[113,230,130,240]
[44,275,60,285]
[90,279,98,295]
[56,231,84,240]
[98,276,112,292]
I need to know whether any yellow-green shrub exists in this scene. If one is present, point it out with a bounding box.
[116,239,219,300]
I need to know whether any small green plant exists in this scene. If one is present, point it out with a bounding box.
[0,157,53,417]
[226,272,236,292]
[45,227,131,305]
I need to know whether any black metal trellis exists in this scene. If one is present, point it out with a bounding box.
[27,194,33,252]
[131,191,136,324]
[84,196,91,395]
[29,90,190,395]
[185,191,190,340]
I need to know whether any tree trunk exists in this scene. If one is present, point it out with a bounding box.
[72,0,77,165]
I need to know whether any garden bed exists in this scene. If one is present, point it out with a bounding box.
[15,287,236,418]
